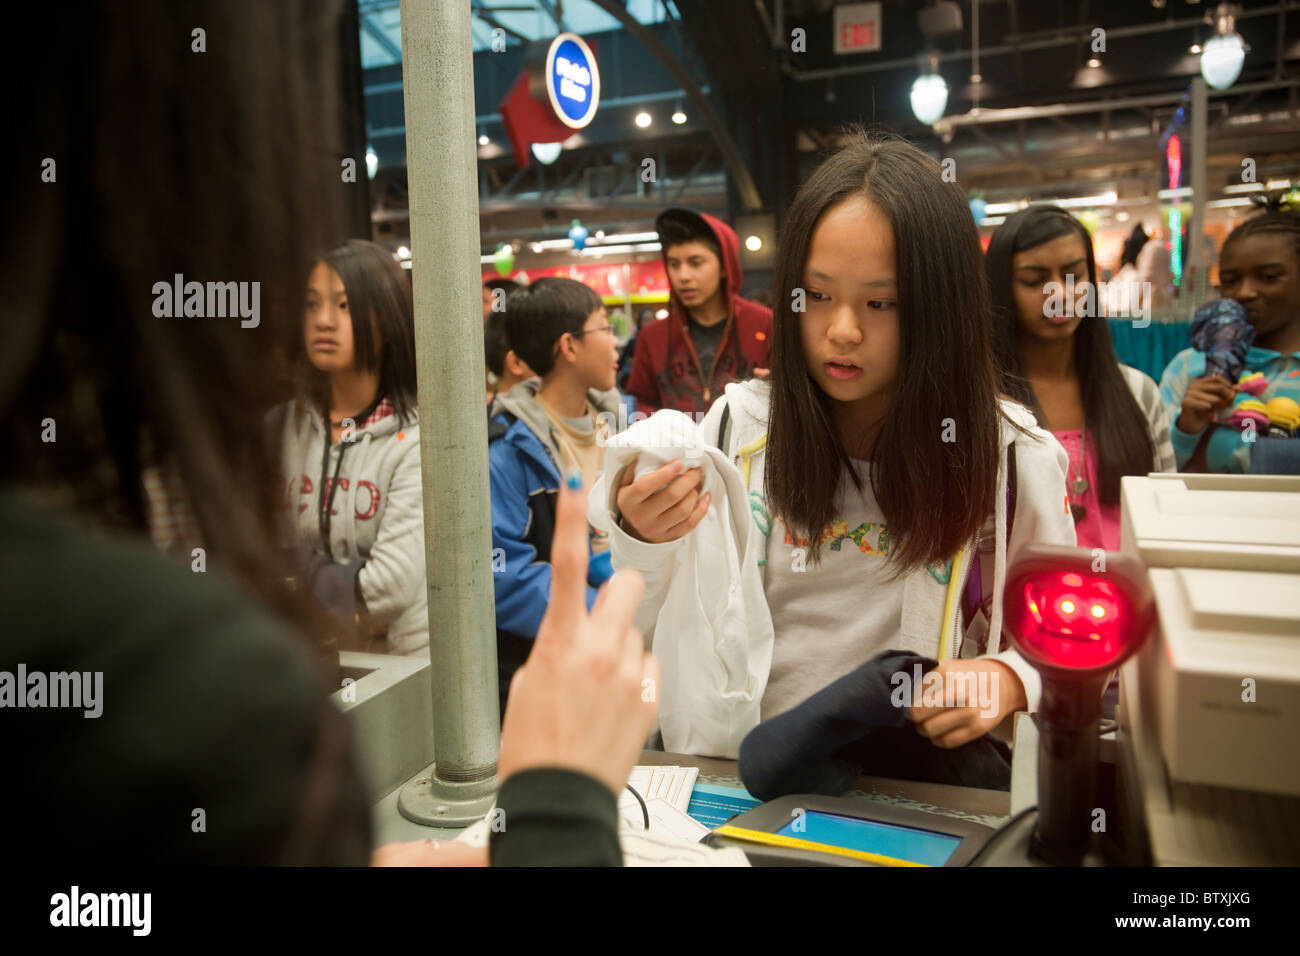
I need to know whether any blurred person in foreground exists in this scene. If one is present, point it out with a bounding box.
[2,0,653,867]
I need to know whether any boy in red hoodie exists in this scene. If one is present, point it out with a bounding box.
[625,208,773,416]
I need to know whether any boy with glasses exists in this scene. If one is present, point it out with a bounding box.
[488,278,626,712]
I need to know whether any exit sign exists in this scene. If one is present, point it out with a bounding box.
[834,2,882,55]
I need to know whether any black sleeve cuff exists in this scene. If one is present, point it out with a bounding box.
[489,768,622,867]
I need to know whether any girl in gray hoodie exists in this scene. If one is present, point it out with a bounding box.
[269,240,427,654]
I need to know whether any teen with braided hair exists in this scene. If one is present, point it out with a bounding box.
[1160,197,1300,472]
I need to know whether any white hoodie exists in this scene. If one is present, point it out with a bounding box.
[593,379,1076,752]
[268,398,428,654]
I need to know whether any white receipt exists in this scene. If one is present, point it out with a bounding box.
[644,797,711,842]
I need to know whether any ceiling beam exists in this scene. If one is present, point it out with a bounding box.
[534,0,564,32]
[470,2,530,45]
[588,0,765,211]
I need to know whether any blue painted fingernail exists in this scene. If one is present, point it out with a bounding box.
[564,469,583,491]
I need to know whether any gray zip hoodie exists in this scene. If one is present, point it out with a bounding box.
[269,398,427,654]
[488,377,626,464]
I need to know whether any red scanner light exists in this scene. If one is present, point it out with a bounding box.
[1005,550,1153,675]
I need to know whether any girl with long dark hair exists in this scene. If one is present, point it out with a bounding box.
[986,207,1175,551]
[602,133,1078,760]
[268,239,428,654]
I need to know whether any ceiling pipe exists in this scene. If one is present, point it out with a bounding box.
[939,78,1299,127]
[786,2,1295,82]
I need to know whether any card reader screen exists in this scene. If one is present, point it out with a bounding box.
[775,811,962,866]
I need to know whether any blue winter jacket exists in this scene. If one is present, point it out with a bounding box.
[487,380,620,714]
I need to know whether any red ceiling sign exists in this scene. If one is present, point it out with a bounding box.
[498,38,599,169]
[483,261,669,301]
[499,69,574,170]
[834,2,882,55]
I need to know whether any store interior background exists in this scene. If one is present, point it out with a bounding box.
[352,0,1300,340]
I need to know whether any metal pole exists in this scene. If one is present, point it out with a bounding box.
[1187,77,1209,310]
[398,0,499,826]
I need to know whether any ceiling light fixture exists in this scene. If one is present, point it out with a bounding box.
[1032,191,1118,209]
[1201,3,1247,90]
[910,52,948,126]
[530,141,563,165]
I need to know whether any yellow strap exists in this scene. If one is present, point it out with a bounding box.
[712,825,928,867]
[936,545,968,661]
[736,434,767,489]
[738,437,764,489]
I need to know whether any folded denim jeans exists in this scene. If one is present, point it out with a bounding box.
[739,649,1012,800]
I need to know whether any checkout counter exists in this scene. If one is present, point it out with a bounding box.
[368,745,1012,859]
[353,473,1300,866]
[1112,473,1300,865]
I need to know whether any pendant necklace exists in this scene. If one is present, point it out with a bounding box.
[1069,428,1088,522]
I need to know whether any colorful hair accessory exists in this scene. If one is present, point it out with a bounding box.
[1237,371,1268,396]
[1225,395,1270,430]
[1190,298,1255,381]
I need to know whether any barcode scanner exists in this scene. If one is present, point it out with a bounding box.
[973,544,1154,866]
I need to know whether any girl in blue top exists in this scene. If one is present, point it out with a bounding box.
[1160,201,1300,472]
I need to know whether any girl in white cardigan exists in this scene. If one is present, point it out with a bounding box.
[598,134,1077,758]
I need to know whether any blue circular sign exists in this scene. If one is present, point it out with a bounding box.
[545,33,600,130]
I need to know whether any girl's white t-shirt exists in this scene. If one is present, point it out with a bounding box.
[761,459,909,720]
